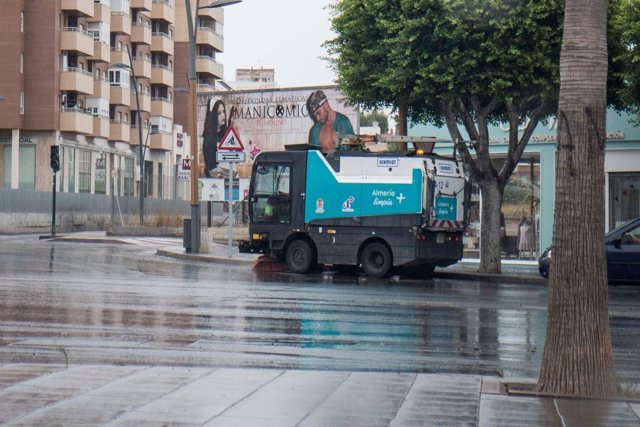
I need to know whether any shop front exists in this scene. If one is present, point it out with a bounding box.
[410,109,640,260]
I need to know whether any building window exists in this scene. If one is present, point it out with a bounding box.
[19,93,24,115]
[609,173,640,229]
[62,147,75,193]
[108,69,129,87]
[2,145,35,190]
[20,11,24,32]
[95,156,106,194]
[124,157,134,196]
[144,160,153,198]
[78,150,91,193]
[157,162,163,199]
[20,53,24,74]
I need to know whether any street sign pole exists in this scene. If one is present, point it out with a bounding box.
[227,161,234,258]
[216,126,244,258]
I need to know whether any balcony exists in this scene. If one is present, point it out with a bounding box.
[198,7,223,23]
[151,32,174,55]
[90,1,111,22]
[110,85,131,106]
[196,27,223,51]
[111,12,131,35]
[109,119,131,142]
[93,77,109,98]
[93,115,110,138]
[196,56,223,79]
[90,41,110,62]
[131,0,152,12]
[151,0,175,24]
[110,48,127,66]
[60,67,94,94]
[198,82,216,93]
[131,22,152,45]
[131,91,152,112]
[61,0,94,17]
[149,131,173,151]
[151,97,173,118]
[60,108,94,134]
[61,27,94,56]
[151,65,173,86]
[132,57,152,79]
[130,124,145,147]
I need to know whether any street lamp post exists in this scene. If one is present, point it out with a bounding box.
[113,46,145,225]
[184,0,242,254]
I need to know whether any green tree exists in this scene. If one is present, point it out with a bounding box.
[359,110,389,134]
[327,0,563,273]
[537,0,618,396]
[610,0,640,123]
[326,1,422,135]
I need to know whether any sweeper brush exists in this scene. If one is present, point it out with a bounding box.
[252,255,289,273]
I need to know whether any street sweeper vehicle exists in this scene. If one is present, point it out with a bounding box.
[238,137,471,277]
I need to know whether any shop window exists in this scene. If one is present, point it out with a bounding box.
[2,145,35,190]
[95,156,106,194]
[157,162,163,199]
[78,150,91,193]
[124,157,134,196]
[144,160,153,198]
[463,158,541,259]
[63,146,75,193]
[609,173,640,229]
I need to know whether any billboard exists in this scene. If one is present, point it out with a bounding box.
[198,86,359,178]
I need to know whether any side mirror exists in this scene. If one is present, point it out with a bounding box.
[612,238,623,249]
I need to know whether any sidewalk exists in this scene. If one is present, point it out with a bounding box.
[3,364,639,425]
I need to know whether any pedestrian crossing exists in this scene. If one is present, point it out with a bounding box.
[118,237,182,247]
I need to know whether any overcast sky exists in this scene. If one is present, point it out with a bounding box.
[218,0,337,87]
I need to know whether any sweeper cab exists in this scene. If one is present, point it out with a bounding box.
[238,136,471,277]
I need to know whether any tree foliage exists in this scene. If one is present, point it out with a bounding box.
[327,0,563,273]
[359,110,389,134]
[610,0,640,122]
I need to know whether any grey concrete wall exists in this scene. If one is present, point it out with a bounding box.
[0,189,193,234]
[0,189,248,234]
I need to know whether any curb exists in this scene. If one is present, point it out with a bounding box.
[45,236,131,245]
[434,271,547,286]
[156,248,257,266]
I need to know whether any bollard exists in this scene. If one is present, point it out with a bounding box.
[183,218,191,253]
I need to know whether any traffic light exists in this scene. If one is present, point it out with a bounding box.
[50,146,60,173]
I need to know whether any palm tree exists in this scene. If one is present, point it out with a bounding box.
[537,0,618,396]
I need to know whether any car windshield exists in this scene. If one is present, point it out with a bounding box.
[605,218,639,238]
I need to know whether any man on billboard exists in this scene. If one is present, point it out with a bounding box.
[307,90,354,154]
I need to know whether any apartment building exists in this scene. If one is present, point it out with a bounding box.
[173,0,226,131]
[0,0,227,201]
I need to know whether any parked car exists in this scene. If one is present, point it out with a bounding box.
[539,217,640,284]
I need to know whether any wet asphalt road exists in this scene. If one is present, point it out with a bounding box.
[1,234,640,384]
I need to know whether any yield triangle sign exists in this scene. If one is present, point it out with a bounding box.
[217,127,244,151]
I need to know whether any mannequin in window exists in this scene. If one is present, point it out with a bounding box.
[518,216,534,259]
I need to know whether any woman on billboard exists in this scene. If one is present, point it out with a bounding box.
[202,99,228,177]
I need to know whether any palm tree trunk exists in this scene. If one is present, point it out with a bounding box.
[537,0,617,396]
